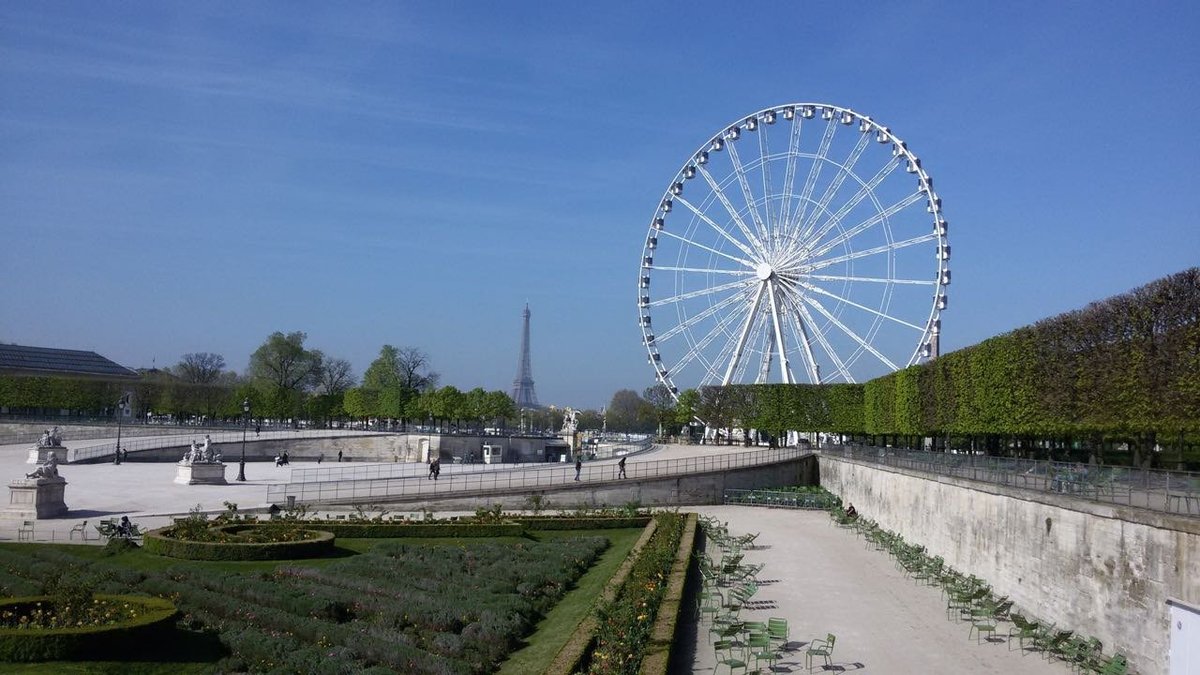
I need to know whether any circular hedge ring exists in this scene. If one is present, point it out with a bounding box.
[144,524,335,561]
[0,594,177,662]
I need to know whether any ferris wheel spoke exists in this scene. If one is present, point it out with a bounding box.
[804,273,935,286]
[807,232,938,272]
[795,279,924,331]
[757,123,775,241]
[780,287,853,382]
[797,130,873,238]
[696,165,767,254]
[658,228,756,267]
[656,289,749,342]
[675,191,762,260]
[779,116,804,230]
[799,190,925,265]
[721,280,766,385]
[796,156,902,251]
[778,295,821,384]
[649,278,753,308]
[725,140,771,244]
[791,117,838,232]
[650,265,754,276]
[799,292,899,371]
[675,297,755,380]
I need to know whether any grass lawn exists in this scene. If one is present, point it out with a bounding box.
[497,528,643,675]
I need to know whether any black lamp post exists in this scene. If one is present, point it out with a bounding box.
[114,394,128,464]
[237,398,250,482]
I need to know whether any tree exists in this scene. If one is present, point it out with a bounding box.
[606,389,655,433]
[395,346,439,392]
[316,355,356,395]
[174,353,226,384]
[362,345,404,391]
[643,383,677,436]
[675,389,700,428]
[247,331,324,418]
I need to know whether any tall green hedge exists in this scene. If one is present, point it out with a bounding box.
[699,268,1200,451]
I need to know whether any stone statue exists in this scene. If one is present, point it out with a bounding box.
[182,441,199,465]
[561,407,579,435]
[25,452,60,480]
[201,435,213,462]
[36,428,62,448]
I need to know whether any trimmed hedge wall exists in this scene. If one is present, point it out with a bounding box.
[144,527,336,561]
[0,594,177,662]
[304,522,525,538]
[515,516,652,530]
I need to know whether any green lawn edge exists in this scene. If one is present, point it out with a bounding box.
[497,527,644,675]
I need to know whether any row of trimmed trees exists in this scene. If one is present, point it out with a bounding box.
[685,268,1200,465]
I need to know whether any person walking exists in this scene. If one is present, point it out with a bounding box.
[337,449,343,463]
[618,456,627,479]
[317,452,324,464]
[433,458,441,481]
[428,457,436,480]
[574,457,582,481]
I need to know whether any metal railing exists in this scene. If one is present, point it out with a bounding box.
[824,445,1200,516]
[724,488,837,510]
[68,429,389,462]
[267,446,810,505]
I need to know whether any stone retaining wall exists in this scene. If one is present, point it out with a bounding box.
[819,454,1200,675]
[322,455,816,511]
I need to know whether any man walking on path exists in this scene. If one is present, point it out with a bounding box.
[618,456,627,479]
[575,457,582,481]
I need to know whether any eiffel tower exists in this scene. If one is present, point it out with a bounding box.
[510,303,539,408]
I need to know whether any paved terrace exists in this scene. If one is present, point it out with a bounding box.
[0,437,751,540]
[684,505,1072,674]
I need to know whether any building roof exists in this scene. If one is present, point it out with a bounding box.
[0,344,139,380]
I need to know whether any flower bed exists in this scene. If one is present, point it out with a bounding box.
[546,512,690,675]
[144,525,336,561]
[0,594,177,662]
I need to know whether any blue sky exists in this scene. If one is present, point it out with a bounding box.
[2,2,1197,409]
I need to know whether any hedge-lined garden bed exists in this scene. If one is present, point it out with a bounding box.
[0,594,177,662]
[546,512,691,675]
[144,526,336,561]
[0,526,621,673]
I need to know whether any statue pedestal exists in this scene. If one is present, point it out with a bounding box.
[27,447,68,465]
[174,462,228,485]
[4,477,68,519]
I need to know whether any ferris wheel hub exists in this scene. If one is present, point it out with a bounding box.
[755,262,774,281]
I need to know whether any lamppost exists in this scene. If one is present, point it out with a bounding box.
[237,398,250,482]
[114,394,128,464]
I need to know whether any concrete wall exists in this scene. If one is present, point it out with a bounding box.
[74,433,570,465]
[321,455,815,512]
[819,455,1200,675]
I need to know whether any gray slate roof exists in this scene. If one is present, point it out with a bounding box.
[0,344,139,379]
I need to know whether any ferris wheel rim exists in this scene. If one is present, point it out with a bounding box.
[638,102,949,399]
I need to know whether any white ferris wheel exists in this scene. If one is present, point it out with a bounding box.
[638,103,950,396]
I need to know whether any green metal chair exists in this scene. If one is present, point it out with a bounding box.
[767,617,789,651]
[714,638,749,674]
[747,631,780,672]
[805,633,836,671]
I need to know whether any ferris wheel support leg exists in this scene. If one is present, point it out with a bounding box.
[722,281,766,386]
[766,281,794,385]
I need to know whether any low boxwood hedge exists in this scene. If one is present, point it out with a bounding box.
[0,594,177,662]
[144,527,336,561]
